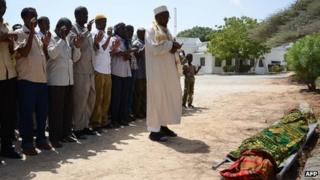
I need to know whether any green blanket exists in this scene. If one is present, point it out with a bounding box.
[229,110,316,165]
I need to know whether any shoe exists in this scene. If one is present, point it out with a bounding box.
[51,141,63,148]
[61,136,77,143]
[149,132,168,142]
[1,148,22,159]
[74,130,87,140]
[36,143,52,150]
[112,122,121,128]
[182,105,187,108]
[128,114,136,122]
[22,147,38,156]
[160,126,177,137]
[92,127,104,133]
[119,121,129,126]
[188,104,195,109]
[82,128,98,135]
[102,124,113,129]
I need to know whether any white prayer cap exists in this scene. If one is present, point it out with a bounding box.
[154,5,168,16]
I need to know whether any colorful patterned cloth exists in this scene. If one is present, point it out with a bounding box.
[220,150,276,180]
[221,109,315,179]
[229,109,310,165]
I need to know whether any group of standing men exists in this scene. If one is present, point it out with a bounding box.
[0,1,190,161]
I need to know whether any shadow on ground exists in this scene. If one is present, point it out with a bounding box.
[0,104,209,180]
[183,106,209,117]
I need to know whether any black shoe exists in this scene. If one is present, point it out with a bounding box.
[82,128,98,136]
[111,122,121,128]
[102,124,114,129]
[160,126,177,137]
[92,127,103,134]
[182,104,187,108]
[188,104,195,109]
[51,141,63,148]
[149,132,168,142]
[119,121,129,126]
[74,130,87,140]
[1,148,22,159]
[61,136,77,143]
[128,114,136,122]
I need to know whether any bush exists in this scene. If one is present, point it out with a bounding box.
[285,34,320,91]
[223,65,236,72]
[239,65,252,73]
[271,65,284,73]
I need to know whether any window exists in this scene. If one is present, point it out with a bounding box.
[226,59,232,66]
[215,58,222,67]
[271,61,281,65]
[200,57,205,66]
[259,59,264,67]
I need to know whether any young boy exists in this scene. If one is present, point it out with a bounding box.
[182,54,201,108]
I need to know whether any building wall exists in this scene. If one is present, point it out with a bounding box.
[264,46,287,66]
[191,53,213,74]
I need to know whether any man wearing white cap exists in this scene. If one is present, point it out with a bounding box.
[145,5,183,142]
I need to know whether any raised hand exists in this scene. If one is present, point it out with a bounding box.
[94,31,104,44]
[7,33,18,42]
[112,38,121,50]
[74,34,82,48]
[87,19,95,32]
[170,41,182,54]
[42,31,52,47]
[29,17,37,35]
[107,27,113,36]
[59,25,68,40]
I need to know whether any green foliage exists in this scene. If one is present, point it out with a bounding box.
[251,0,320,46]
[177,26,214,42]
[223,65,235,72]
[285,34,320,90]
[271,65,284,73]
[208,16,269,72]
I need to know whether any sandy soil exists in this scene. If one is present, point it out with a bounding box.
[0,73,319,180]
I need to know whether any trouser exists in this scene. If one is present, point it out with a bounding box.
[111,75,129,124]
[133,78,146,117]
[182,77,195,106]
[48,86,73,142]
[128,76,136,115]
[18,80,48,149]
[0,78,17,151]
[73,74,96,131]
[90,72,112,128]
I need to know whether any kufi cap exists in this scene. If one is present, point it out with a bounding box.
[154,5,168,15]
[95,14,107,21]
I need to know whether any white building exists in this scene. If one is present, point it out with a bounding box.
[254,43,292,74]
[177,37,290,75]
[177,37,236,75]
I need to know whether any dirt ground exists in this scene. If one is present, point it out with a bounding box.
[0,73,319,180]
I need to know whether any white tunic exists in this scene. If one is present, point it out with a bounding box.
[145,27,182,132]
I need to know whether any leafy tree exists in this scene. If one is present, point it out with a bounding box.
[285,34,320,91]
[177,26,213,42]
[208,16,269,72]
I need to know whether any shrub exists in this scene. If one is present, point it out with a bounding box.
[285,34,320,91]
[223,65,236,72]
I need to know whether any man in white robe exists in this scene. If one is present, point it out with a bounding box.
[145,5,183,142]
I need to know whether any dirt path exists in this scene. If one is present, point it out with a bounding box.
[1,73,319,180]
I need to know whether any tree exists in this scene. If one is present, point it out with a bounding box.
[285,34,320,91]
[208,16,269,72]
[177,26,213,42]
